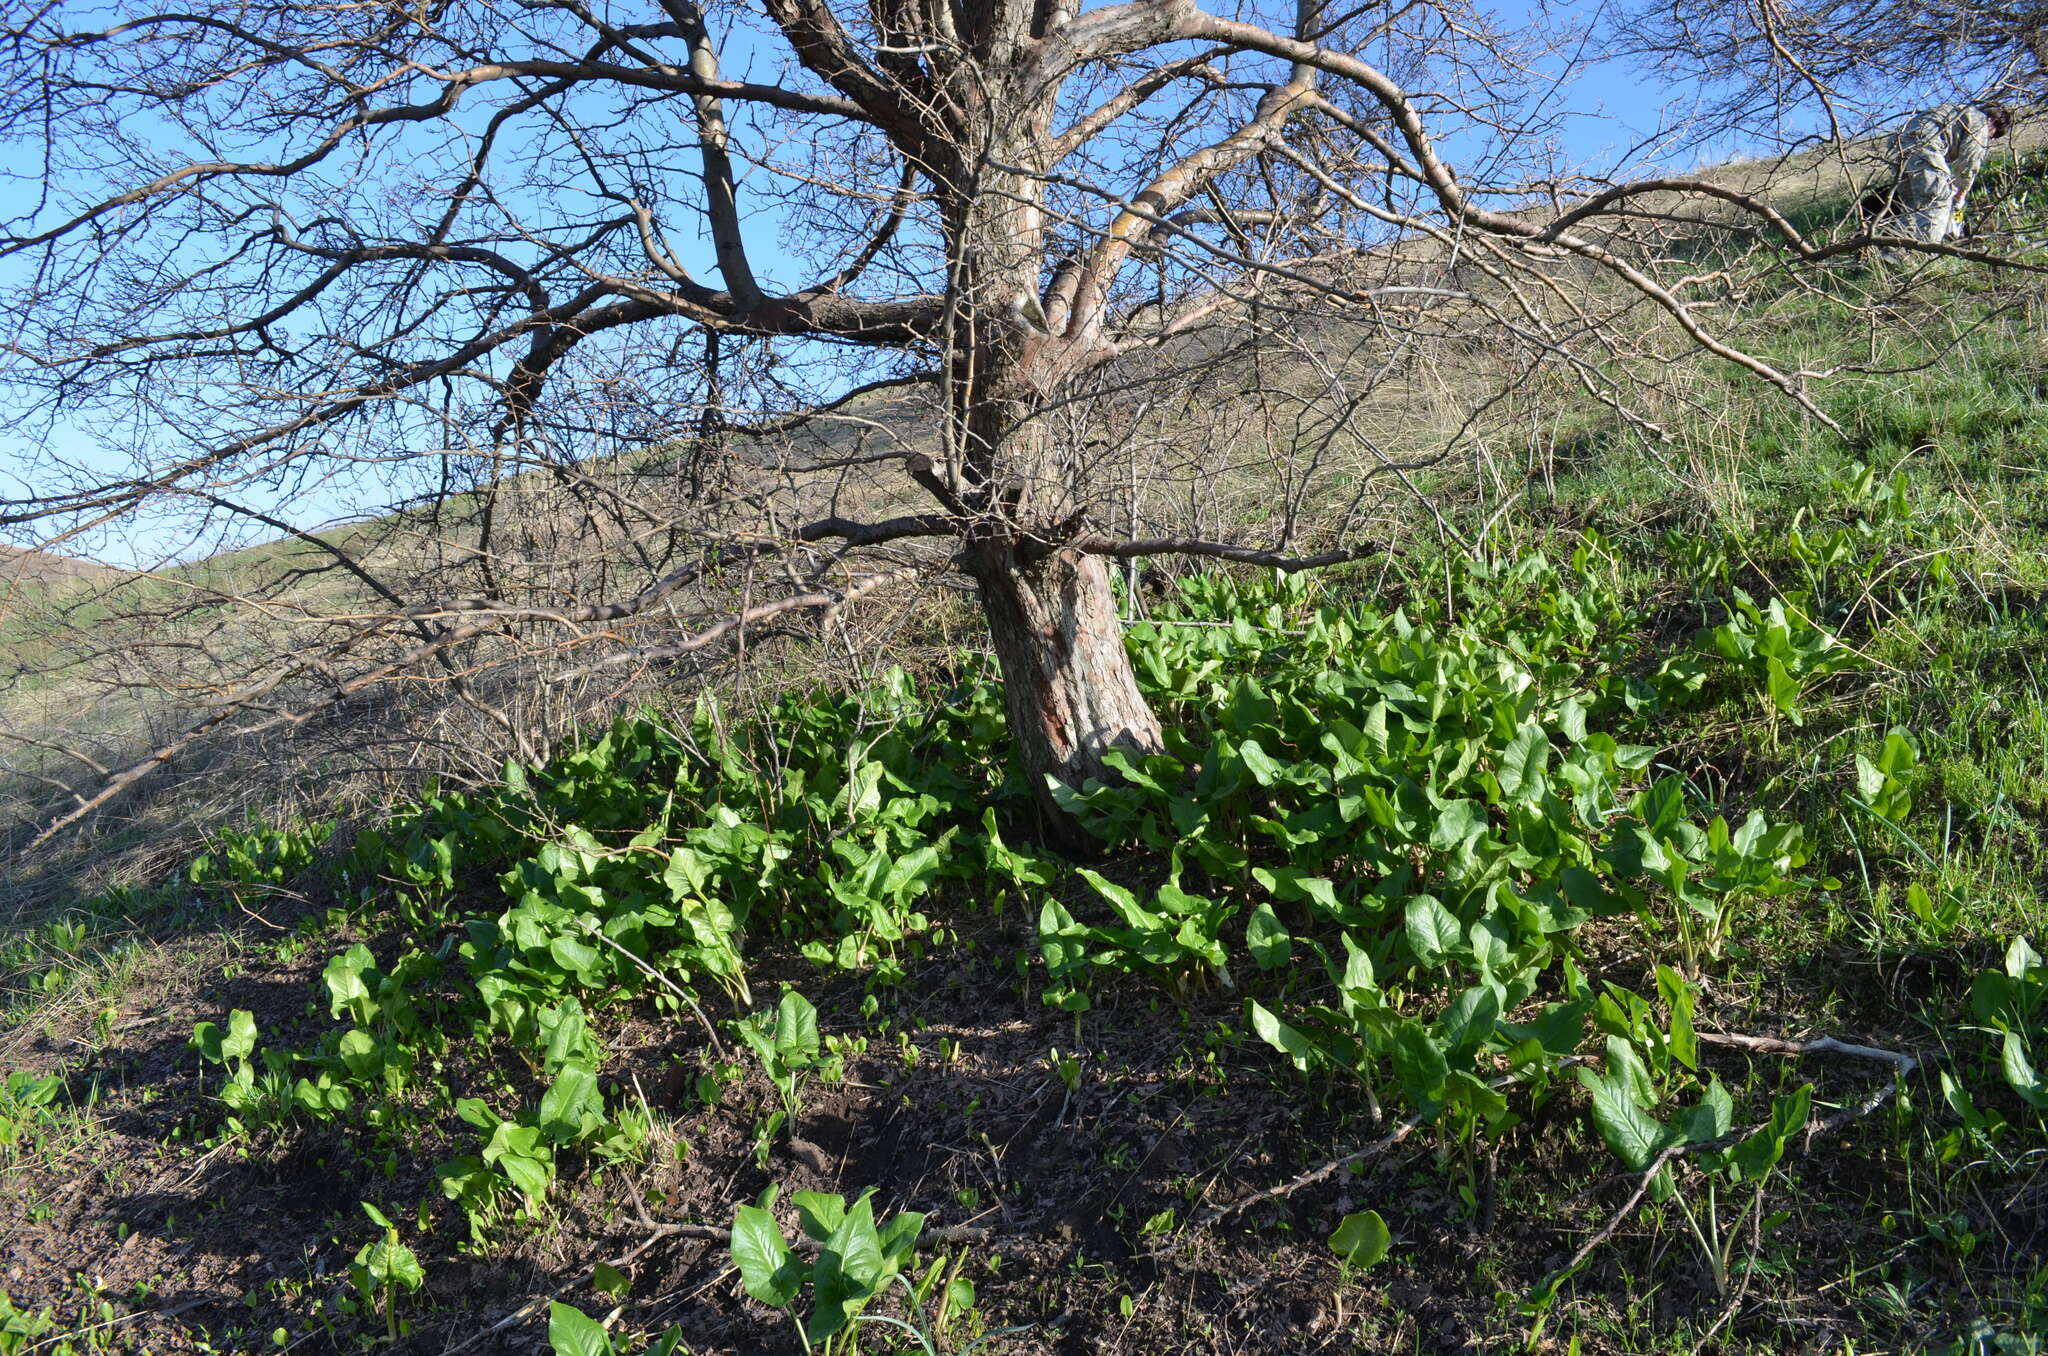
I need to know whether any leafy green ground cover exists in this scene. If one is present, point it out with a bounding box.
[4,157,2048,1354]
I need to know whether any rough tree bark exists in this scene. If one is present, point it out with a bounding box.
[972,543,1165,814]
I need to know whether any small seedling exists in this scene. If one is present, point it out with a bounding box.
[1328,1209,1390,1325]
[350,1203,425,1344]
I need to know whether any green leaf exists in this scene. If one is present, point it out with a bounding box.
[323,944,378,1022]
[491,1143,552,1201]
[1429,800,1487,851]
[546,1302,614,1356]
[1576,1066,1677,1171]
[219,1009,258,1062]
[1675,1079,1734,1144]
[1246,905,1294,971]
[875,1208,926,1268]
[1389,1019,1450,1108]
[663,846,712,900]
[354,1230,425,1294]
[792,1190,849,1242]
[1654,965,1697,1072]
[548,934,602,980]
[338,1029,381,1080]
[537,1063,601,1143]
[774,991,821,1061]
[730,1205,801,1308]
[1328,1210,1390,1270]
[1404,895,1462,965]
[1730,1083,1811,1181]
[2001,1033,2048,1108]
[1497,723,1549,802]
[1238,739,1284,787]
[1765,656,1803,724]
[590,1262,630,1299]
[1435,984,1502,1060]
[1636,776,1686,834]
[809,1193,887,1343]
[1248,999,1319,1074]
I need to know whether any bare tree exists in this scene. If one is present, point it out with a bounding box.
[1618,0,2047,132]
[0,0,1901,849]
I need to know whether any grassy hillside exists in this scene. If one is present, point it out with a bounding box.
[2,149,2048,1355]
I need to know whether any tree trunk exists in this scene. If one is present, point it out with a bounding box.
[970,542,1166,843]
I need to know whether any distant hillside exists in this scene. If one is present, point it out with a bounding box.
[0,543,125,590]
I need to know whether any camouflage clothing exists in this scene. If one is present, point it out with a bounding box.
[1891,104,1994,243]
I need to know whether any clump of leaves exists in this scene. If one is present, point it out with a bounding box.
[731,1185,928,1354]
[1972,937,2048,1111]
[732,989,839,1166]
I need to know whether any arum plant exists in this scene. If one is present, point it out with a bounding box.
[351,1203,425,1344]
[731,990,836,1166]
[729,1186,922,1354]
[1327,1209,1391,1328]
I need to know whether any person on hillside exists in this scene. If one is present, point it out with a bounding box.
[1889,101,2012,243]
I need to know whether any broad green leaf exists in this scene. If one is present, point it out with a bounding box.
[338,1029,381,1080]
[1654,966,1697,1072]
[1405,895,1462,965]
[221,1009,258,1062]
[1238,739,1284,787]
[774,991,820,1061]
[1329,1209,1390,1270]
[809,1194,887,1342]
[1637,777,1685,834]
[663,846,712,900]
[1389,1019,1450,1108]
[1248,999,1319,1074]
[497,1151,552,1202]
[875,1208,926,1267]
[1500,999,1585,1058]
[591,1262,630,1298]
[1730,1083,1810,1181]
[548,934,602,980]
[323,945,378,1022]
[2007,936,2044,985]
[1497,723,1549,802]
[537,1063,601,1142]
[1604,1036,1657,1108]
[546,1302,614,1356]
[1576,1066,1677,1171]
[2002,1033,2048,1108]
[1675,1079,1733,1144]
[1430,799,1487,851]
[1435,984,1501,1059]
[1246,905,1294,971]
[1765,656,1803,724]
[730,1205,801,1307]
[792,1190,849,1241]
[357,1234,425,1293]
